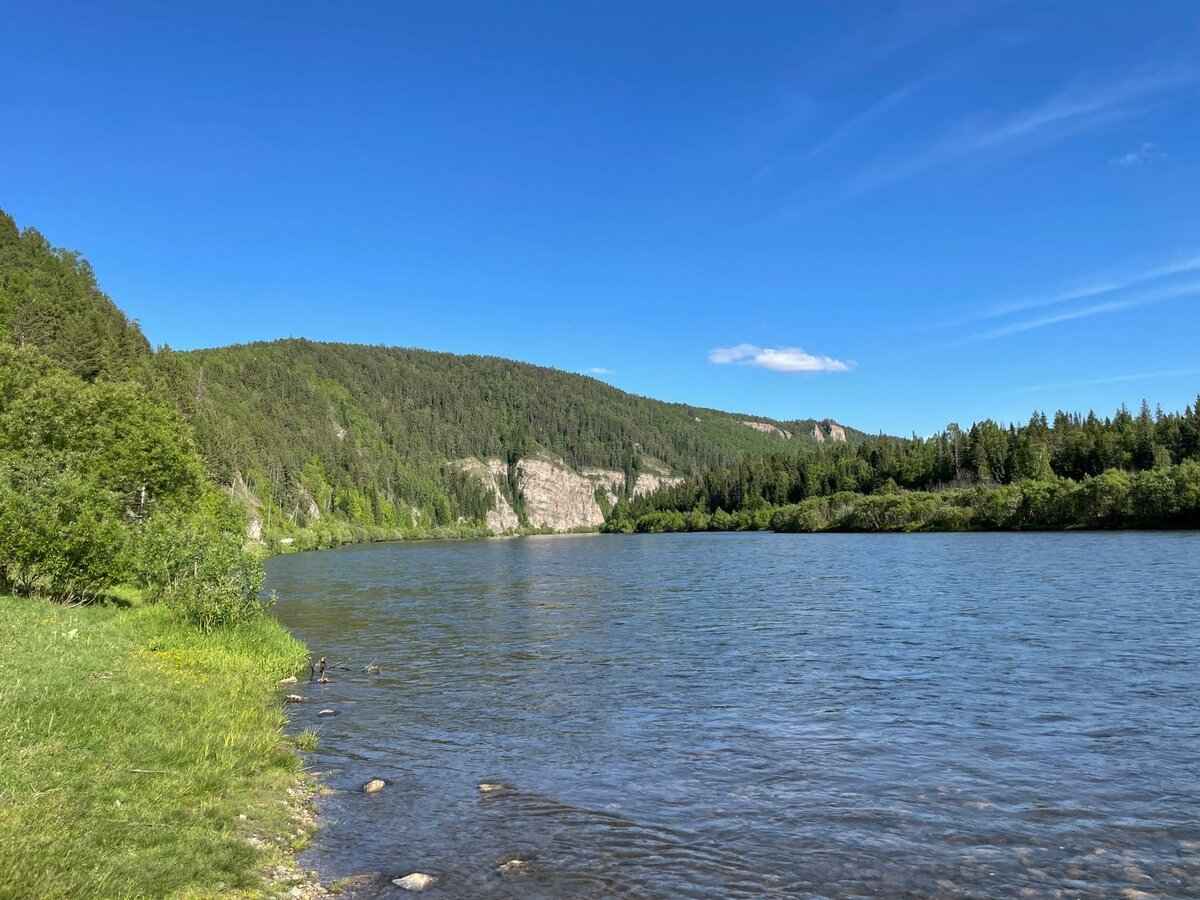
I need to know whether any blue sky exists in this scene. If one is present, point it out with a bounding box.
[2,1,1199,435]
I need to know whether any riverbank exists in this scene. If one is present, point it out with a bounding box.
[0,595,319,898]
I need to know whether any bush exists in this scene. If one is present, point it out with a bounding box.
[136,514,270,632]
[0,455,130,602]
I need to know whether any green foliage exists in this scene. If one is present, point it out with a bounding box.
[0,215,262,629]
[0,455,130,601]
[135,513,271,632]
[630,397,1200,533]
[0,210,151,380]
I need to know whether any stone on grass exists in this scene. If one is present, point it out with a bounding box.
[279,676,298,685]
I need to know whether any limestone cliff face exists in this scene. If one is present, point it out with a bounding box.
[632,471,684,496]
[742,420,793,439]
[454,458,520,533]
[810,420,848,443]
[580,467,625,508]
[457,455,684,534]
[517,456,608,531]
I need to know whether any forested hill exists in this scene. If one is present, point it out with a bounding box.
[0,211,150,381]
[0,205,862,545]
[155,339,864,541]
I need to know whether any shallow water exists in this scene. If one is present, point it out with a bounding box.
[269,532,1200,898]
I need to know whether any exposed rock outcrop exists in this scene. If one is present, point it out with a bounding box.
[810,419,848,443]
[742,420,792,439]
[458,454,684,533]
[518,455,607,530]
[454,458,520,532]
[632,471,684,496]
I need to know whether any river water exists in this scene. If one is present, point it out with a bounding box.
[268,532,1200,898]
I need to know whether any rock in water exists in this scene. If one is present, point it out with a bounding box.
[362,779,386,794]
[279,676,298,685]
[285,694,305,704]
[393,872,437,891]
[318,709,336,717]
[478,782,505,792]
[498,859,529,876]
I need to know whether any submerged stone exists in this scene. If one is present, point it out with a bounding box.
[393,872,437,891]
[362,779,386,793]
[478,782,505,792]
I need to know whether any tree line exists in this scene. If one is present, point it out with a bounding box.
[609,400,1200,533]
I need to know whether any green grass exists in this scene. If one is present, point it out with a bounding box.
[0,596,309,899]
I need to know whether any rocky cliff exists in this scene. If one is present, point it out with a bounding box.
[457,454,684,533]
[809,420,848,443]
[742,420,793,439]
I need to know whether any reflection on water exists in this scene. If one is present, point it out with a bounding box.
[268,532,1200,897]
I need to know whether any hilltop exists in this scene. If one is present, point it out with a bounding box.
[0,207,862,545]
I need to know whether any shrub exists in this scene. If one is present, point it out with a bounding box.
[136,514,270,632]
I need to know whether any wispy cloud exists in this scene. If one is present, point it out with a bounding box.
[1004,367,1200,395]
[709,343,854,373]
[802,80,928,161]
[846,69,1195,197]
[1112,141,1167,166]
[967,251,1200,323]
[956,279,1200,344]
[587,366,615,375]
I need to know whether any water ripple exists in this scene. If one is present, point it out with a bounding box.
[271,532,1200,898]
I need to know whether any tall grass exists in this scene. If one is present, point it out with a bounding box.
[0,596,308,898]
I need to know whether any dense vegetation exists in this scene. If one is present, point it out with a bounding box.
[613,402,1200,533]
[0,210,268,628]
[155,339,856,546]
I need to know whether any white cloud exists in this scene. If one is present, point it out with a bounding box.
[587,366,615,375]
[708,344,854,373]
[1112,141,1167,166]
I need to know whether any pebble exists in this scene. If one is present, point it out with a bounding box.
[363,779,386,794]
[393,872,437,891]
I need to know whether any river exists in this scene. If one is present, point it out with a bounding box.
[269,531,1200,897]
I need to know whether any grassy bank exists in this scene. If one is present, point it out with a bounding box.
[0,596,309,899]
